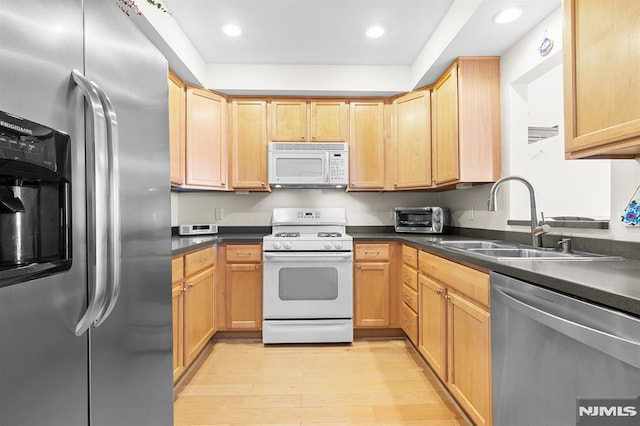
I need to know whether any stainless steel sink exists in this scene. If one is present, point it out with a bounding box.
[467,247,622,261]
[435,240,622,261]
[437,240,516,249]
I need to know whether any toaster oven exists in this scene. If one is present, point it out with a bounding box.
[394,207,448,233]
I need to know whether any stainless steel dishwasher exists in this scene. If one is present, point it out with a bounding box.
[491,272,640,426]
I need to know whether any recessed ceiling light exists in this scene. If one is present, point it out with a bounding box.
[366,26,385,39]
[492,7,522,24]
[222,24,242,37]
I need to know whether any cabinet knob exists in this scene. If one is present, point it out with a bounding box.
[356,264,361,269]
[261,182,266,187]
[393,182,397,187]
[181,287,187,292]
[436,289,444,295]
[255,265,260,270]
[444,294,451,300]
[187,282,194,288]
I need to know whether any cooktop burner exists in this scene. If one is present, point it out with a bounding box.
[274,232,300,238]
[318,232,342,237]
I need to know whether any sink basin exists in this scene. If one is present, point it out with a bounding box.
[435,240,622,261]
[467,247,622,261]
[437,240,515,249]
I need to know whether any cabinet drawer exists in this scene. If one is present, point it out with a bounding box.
[184,246,216,276]
[419,250,489,308]
[402,264,418,291]
[355,244,390,261]
[402,283,418,313]
[402,245,418,268]
[226,244,262,263]
[172,256,184,283]
[401,303,418,345]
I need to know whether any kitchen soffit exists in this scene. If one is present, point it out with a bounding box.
[158,0,561,93]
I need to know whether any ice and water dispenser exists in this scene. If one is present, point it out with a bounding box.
[0,110,71,287]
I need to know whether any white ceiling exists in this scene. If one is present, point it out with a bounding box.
[154,0,561,94]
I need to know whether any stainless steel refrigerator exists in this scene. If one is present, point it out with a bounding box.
[0,1,173,425]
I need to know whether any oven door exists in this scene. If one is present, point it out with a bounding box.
[263,251,353,319]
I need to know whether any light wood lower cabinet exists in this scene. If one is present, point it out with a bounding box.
[172,246,216,383]
[418,273,446,381]
[417,250,492,426]
[354,243,391,328]
[219,244,263,330]
[400,245,419,344]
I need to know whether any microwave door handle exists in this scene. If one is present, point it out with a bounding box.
[71,69,109,336]
[324,152,330,183]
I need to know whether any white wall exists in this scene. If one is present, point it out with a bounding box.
[441,8,640,243]
[173,190,442,227]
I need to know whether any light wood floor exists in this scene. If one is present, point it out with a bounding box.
[174,339,471,426]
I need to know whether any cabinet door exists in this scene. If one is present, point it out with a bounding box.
[185,87,227,188]
[310,100,348,141]
[392,91,432,189]
[168,70,185,185]
[184,268,215,364]
[447,291,492,426]
[418,274,447,381]
[349,101,386,190]
[230,99,269,190]
[354,262,390,327]
[269,100,307,141]
[432,64,460,185]
[564,0,640,158]
[225,263,262,329]
[172,283,185,382]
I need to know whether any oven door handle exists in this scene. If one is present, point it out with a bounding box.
[263,252,353,261]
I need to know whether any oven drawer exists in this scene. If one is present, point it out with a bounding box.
[226,244,262,263]
[355,243,389,261]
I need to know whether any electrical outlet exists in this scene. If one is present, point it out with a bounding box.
[215,208,223,220]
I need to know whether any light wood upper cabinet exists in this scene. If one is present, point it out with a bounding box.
[269,100,308,141]
[564,0,640,158]
[185,87,227,189]
[392,90,432,189]
[348,101,386,190]
[229,99,269,191]
[309,100,349,141]
[269,99,349,142]
[432,57,501,187]
[168,70,185,185]
[432,65,459,185]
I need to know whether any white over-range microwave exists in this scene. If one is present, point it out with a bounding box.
[268,142,348,189]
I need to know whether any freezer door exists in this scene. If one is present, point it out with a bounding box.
[0,1,89,425]
[83,1,174,425]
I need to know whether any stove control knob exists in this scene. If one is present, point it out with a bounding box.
[335,242,343,249]
[324,242,333,249]
[283,241,292,249]
[272,241,282,249]
[433,216,441,224]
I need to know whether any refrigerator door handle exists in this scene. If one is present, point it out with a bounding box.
[71,69,109,336]
[92,82,121,327]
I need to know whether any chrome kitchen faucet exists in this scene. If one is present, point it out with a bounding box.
[488,176,551,247]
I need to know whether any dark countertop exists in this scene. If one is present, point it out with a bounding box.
[172,231,640,317]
